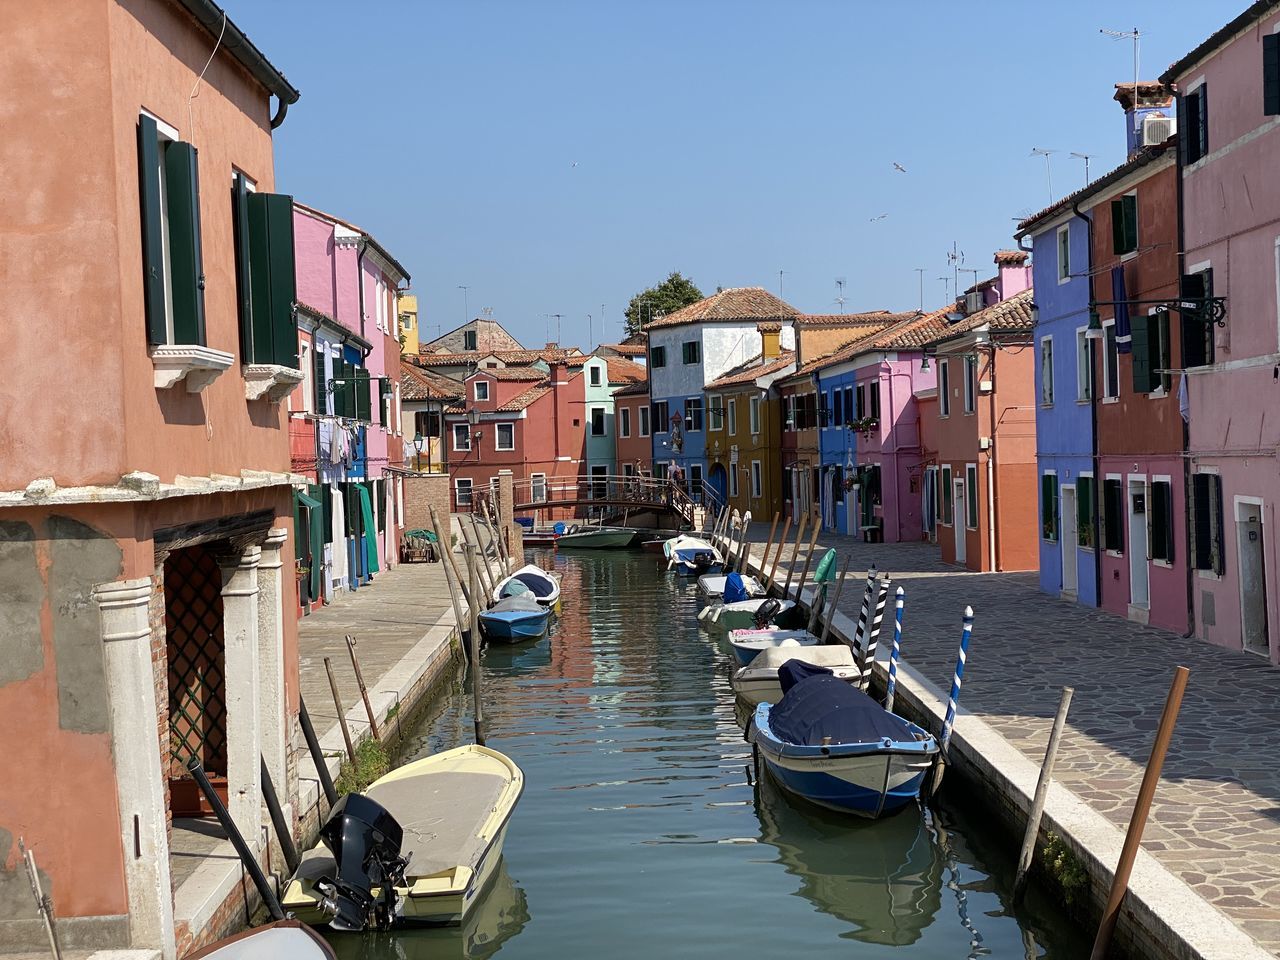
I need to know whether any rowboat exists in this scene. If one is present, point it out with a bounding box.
[697,572,764,600]
[493,564,561,608]
[479,595,551,643]
[185,921,336,959]
[663,535,723,576]
[732,644,860,706]
[283,745,524,928]
[753,664,937,818]
[704,597,800,631]
[555,525,638,549]
[728,629,821,667]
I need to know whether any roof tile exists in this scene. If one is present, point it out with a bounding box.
[706,351,797,390]
[644,287,800,329]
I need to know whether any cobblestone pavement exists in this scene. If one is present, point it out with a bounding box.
[750,524,1280,955]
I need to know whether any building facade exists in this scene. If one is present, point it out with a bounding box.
[613,380,652,477]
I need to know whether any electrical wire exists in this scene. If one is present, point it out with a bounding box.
[187,10,228,142]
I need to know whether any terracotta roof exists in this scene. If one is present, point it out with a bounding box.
[706,351,797,390]
[400,361,461,402]
[599,342,647,356]
[605,358,647,383]
[777,309,952,383]
[1160,2,1279,83]
[796,311,896,327]
[612,380,650,397]
[994,250,1029,265]
[497,384,551,412]
[934,289,1036,341]
[444,403,465,414]
[644,287,800,329]
[1017,142,1175,234]
[470,366,546,381]
[1113,82,1174,111]
[418,347,584,367]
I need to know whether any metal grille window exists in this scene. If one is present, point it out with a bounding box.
[166,546,227,777]
[1104,478,1125,553]
[1042,473,1059,542]
[1151,480,1175,562]
[1191,473,1224,573]
[965,464,979,529]
[455,478,473,506]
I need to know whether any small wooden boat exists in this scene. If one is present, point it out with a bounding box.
[479,595,551,643]
[729,629,821,667]
[555,525,638,548]
[663,535,723,576]
[704,597,800,631]
[283,745,524,928]
[185,920,336,959]
[493,564,561,608]
[732,644,861,706]
[753,664,937,818]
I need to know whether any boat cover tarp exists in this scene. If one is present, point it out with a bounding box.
[770,671,916,746]
[505,572,554,598]
[723,572,750,603]
[500,579,533,597]
[813,548,838,583]
[490,595,544,613]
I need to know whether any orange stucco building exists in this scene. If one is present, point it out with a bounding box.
[0,1,302,955]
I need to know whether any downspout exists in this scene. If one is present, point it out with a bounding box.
[1173,104,1196,638]
[1073,196,1104,608]
[985,341,998,571]
[356,239,368,342]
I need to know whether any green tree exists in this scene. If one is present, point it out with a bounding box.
[624,272,704,338]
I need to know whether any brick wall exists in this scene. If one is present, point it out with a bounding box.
[402,473,453,536]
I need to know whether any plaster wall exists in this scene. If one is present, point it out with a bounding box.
[615,393,651,471]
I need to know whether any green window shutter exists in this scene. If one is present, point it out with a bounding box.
[263,193,298,368]
[1265,34,1280,116]
[164,141,206,345]
[1042,474,1058,541]
[1111,199,1126,254]
[1122,195,1138,253]
[313,343,327,411]
[376,479,386,532]
[137,116,167,345]
[232,174,254,359]
[1130,313,1152,392]
[1077,477,1093,548]
[1191,474,1210,569]
[355,368,371,422]
[246,193,272,365]
[1197,85,1209,161]
[317,483,333,545]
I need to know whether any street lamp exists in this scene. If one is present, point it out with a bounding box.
[413,432,425,472]
[467,408,482,442]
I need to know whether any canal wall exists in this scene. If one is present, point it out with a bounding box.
[728,545,1272,960]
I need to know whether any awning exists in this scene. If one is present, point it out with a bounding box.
[295,490,324,601]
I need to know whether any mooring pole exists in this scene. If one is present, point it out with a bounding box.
[767,515,791,590]
[463,543,487,745]
[818,554,853,646]
[928,605,974,800]
[738,540,751,576]
[430,507,471,645]
[850,565,878,658]
[260,755,300,875]
[858,578,892,692]
[1013,686,1074,906]
[795,523,821,604]
[18,838,62,960]
[345,634,380,741]
[469,515,497,602]
[430,507,471,609]
[883,587,905,713]
[1089,666,1189,960]
[324,656,357,764]
[760,512,780,580]
[782,512,808,598]
[297,696,338,808]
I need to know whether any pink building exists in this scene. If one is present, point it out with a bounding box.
[1162,5,1280,661]
[290,203,409,604]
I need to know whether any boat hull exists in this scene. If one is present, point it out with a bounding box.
[708,599,798,631]
[556,528,638,549]
[697,574,763,599]
[728,631,820,667]
[479,610,551,643]
[493,564,561,608]
[732,666,861,706]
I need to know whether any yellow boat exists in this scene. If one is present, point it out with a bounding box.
[283,745,523,928]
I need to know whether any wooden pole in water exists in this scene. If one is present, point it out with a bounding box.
[470,515,498,602]
[484,499,511,574]
[782,513,808,598]
[738,540,751,576]
[766,515,790,590]
[344,634,380,741]
[1089,667,1189,960]
[324,656,357,764]
[884,587,905,712]
[430,507,471,610]
[462,543,487,745]
[760,512,780,581]
[430,507,471,623]
[818,554,853,645]
[1013,686,1074,906]
[794,522,821,605]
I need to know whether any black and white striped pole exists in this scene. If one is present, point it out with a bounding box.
[858,577,891,691]
[849,564,878,657]
[884,586,906,712]
[929,605,974,800]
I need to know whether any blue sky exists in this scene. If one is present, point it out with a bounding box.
[233,1,1236,350]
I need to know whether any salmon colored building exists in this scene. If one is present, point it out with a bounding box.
[613,380,653,477]
[930,278,1038,572]
[0,1,302,955]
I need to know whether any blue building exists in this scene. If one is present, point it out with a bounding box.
[1017,203,1098,605]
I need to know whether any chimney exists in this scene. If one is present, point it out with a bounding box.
[1114,82,1175,158]
[759,323,781,359]
[993,250,1031,300]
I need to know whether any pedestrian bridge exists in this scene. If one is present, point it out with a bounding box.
[503,475,719,527]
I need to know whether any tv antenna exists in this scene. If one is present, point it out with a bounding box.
[550,314,562,345]
[835,277,847,314]
[457,285,470,325]
[1031,148,1057,203]
[914,268,926,311]
[1101,27,1142,105]
[938,276,953,302]
[1069,151,1094,185]
[778,270,786,299]
[946,242,965,299]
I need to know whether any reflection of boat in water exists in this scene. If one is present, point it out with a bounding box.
[753,769,944,946]
[326,859,529,960]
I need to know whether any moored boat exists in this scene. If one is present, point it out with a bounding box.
[663,534,723,576]
[732,644,860,706]
[493,564,561,608]
[729,629,821,667]
[555,525,639,549]
[697,572,764,599]
[185,921,336,959]
[706,597,800,631]
[479,595,552,643]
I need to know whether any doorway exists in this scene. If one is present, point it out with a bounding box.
[1237,500,1269,655]
[953,479,966,565]
[1061,486,1078,596]
[590,464,608,500]
[1129,479,1149,609]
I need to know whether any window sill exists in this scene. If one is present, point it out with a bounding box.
[243,363,304,403]
[1153,559,1173,569]
[1102,396,1119,404]
[1076,397,1092,404]
[152,344,234,392]
[1196,569,1223,581]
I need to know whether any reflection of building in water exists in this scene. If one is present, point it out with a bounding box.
[753,772,943,946]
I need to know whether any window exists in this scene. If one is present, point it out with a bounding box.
[682,340,701,364]
[455,477,473,506]
[652,400,669,432]
[833,388,845,427]
[620,406,631,438]
[730,464,740,498]
[939,360,951,416]
[1077,475,1095,548]
[650,345,667,368]
[1103,322,1119,399]
[749,395,761,434]
[639,405,650,437]
[784,395,796,430]
[1076,329,1092,400]
[138,113,207,347]
[751,460,762,499]
[963,355,977,414]
[296,341,313,414]
[684,397,703,432]
[1104,478,1125,553]
[1131,310,1172,394]
[965,465,979,529]
[589,364,602,386]
[474,380,489,401]
[1042,473,1059,542]
[869,381,881,421]
[1150,479,1175,563]
[845,386,855,423]
[1111,193,1139,256]
[494,422,515,450]
[1040,337,1054,405]
[1183,85,1209,165]
[1057,224,1071,282]
[1191,473,1224,574]
[708,393,723,430]
[530,473,547,501]
[463,330,477,350]
[688,463,703,500]
[1181,268,1215,368]
[940,466,953,525]
[727,398,738,435]
[590,406,606,437]
[231,172,297,368]
[453,423,471,451]
[1266,34,1280,116]
[623,463,635,478]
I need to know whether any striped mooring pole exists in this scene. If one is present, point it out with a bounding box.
[850,564,877,657]
[858,577,892,691]
[939,605,975,757]
[884,586,906,713]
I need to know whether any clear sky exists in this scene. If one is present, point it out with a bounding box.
[232,1,1236,350]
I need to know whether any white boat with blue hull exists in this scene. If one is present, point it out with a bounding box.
[479,595,552,643]
[753,663,938,819]
[494,564,561,609]
[663,535,723,576]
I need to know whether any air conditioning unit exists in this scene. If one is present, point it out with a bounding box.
[1142,114,1176,147]
[965,291,984,315]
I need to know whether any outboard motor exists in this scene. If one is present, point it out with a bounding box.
[314,793,408,932]
[691,551,716,575]
[752,598,782,629]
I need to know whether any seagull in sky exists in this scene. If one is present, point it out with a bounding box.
[870,213,888,222]
[893,162,907,173]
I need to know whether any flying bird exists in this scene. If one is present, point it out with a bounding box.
[893,162,907,173]
[570,161,578,167]
[870,213,888,222]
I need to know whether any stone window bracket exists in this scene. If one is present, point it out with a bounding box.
[151,344,234,392]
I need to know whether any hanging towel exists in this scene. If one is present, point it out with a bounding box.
[1112,266,1132,354]
[1178,373,1190,423]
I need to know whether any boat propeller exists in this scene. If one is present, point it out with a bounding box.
[314,792,409,932]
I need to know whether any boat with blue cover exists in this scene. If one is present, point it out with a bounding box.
[493,564,561,609]
[479,595,552,643]
[753,661,938,818]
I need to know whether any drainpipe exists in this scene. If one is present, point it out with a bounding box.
[1073,197,1104,608]
[1173,95,1196,638]
[985,340,999,571]
[356,239,368,341]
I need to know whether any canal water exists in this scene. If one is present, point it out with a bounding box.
[329,550,1087,959]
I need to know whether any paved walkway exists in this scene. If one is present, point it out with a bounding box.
[749,524,1280,955]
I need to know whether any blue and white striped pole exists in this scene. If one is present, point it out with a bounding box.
[939,605,974,758]
[884,586,905,713]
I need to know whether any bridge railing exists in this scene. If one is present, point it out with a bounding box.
[498,474,702,524]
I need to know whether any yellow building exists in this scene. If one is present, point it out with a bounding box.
[704,330,796,520]
[398,292,420,355]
